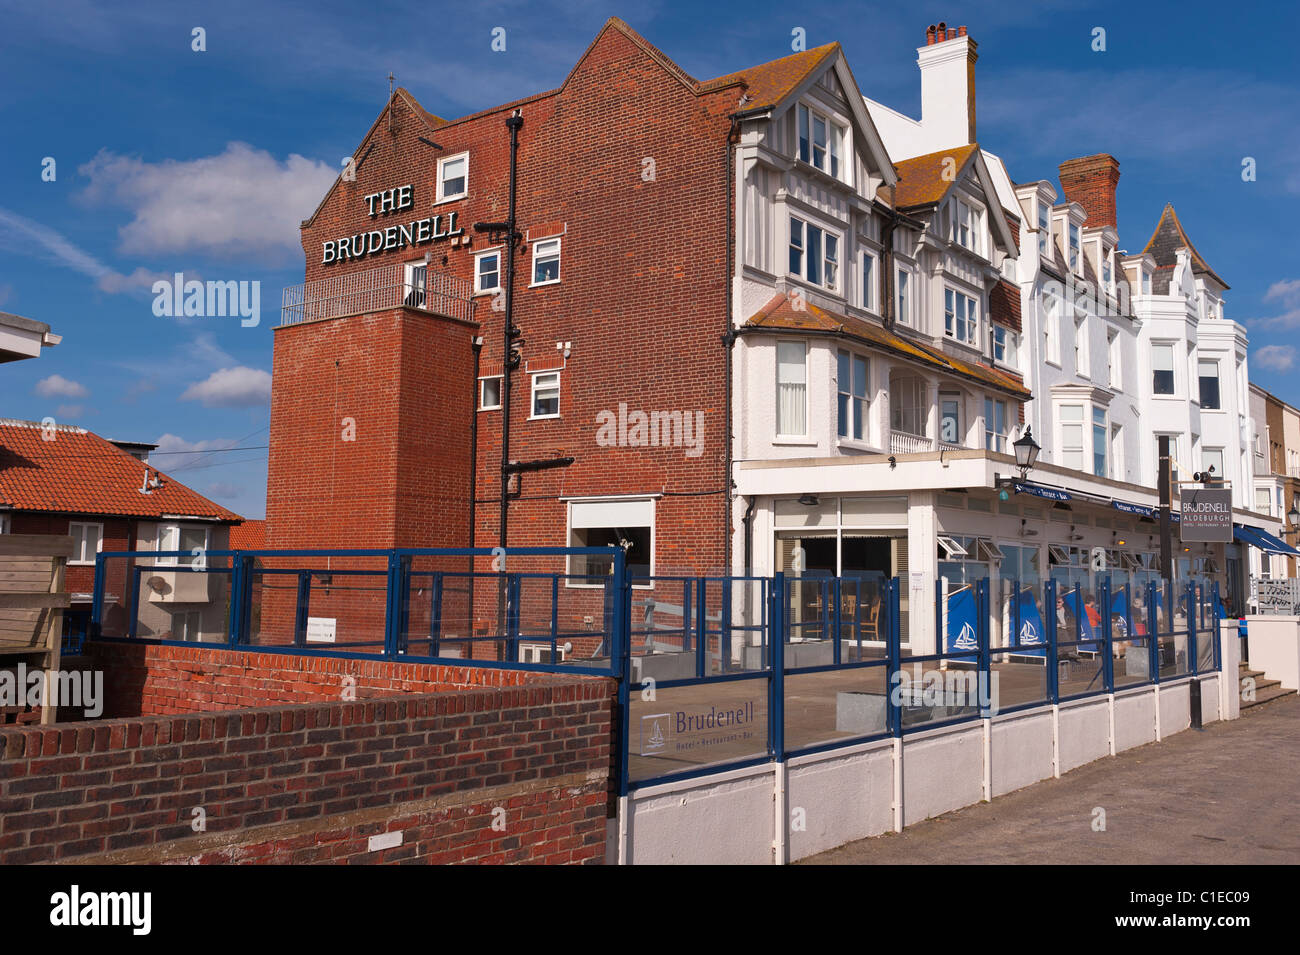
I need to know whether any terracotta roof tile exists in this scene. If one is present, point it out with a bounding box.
[0,420,241,521]
[700,44,839,109]
[229,519,265,550]
[884,144,980,209]
[743,293,1030,399]
[990,279,1021,334]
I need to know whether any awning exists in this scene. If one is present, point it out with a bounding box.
[1234,524,1300,557]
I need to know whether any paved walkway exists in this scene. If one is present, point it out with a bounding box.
[804,696,1300,865]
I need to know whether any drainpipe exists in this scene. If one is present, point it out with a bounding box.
[468,335,482,616]
[742,496,757,574]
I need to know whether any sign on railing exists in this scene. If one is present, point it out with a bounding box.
[1253,577,1300,615]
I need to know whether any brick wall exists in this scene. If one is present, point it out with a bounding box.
[0,679,613,865]
[268,20,734,585]
[81,642,581,718]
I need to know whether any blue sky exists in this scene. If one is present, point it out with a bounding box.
[2,0,1297,520]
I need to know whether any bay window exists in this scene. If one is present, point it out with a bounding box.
[1092,407,1107,477]
[797,104,845,180]
[1060,405,1084,470]
[945,288,978,346]
[836,350,869,441]
[1199,359,1220,409]
[788,216,838,291]
[993,325,1017,367]
[984,398,1009,452]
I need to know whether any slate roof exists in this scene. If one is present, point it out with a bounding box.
[1141,203,1229,293]
[0,420,241,521]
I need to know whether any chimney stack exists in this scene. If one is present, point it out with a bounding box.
[918,22,978,146]
[1058,154,1121,232]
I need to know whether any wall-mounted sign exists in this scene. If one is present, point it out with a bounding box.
[306,616,337,643]
[321,183,464,265]
[1180,488,1232,542]
[638,701,758,756]
[1013,481,1071,501]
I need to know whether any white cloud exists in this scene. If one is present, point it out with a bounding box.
[1254,345,1296,372]
[33,374,89,399]
[79,143,337,261]
[1242,279,1300,330]
[0,205,163,295]
[179,366,272,408]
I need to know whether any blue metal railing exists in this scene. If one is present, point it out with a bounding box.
[88,550,1223,796]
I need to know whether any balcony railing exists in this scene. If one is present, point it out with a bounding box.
[889,430,934,455]
[281,262,476,327]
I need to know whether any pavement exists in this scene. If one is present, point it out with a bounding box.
[803,694,1300,865]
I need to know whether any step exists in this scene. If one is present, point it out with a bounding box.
[1241,684,1297,709]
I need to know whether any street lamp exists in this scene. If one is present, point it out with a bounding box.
[1287,503,1299,535]
[1012,426,1041,480]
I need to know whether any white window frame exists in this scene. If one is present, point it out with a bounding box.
[68,522,103,566]
[1092,406,1108,478]
[1203,447,1225,481]
[836,349,869,442]
[984,398,1009,453]
[436,151,469,203]
[172,610,203,643]
[1152,342,1176,396]
[861,250,877,312]
[952,198,983,256]
[1199,359,1221,410]
[530,237,561,287]
[566,497,655,590]
[787,215,839,292]
[1074,316,1089,379]
[402,261,427,309]
[0,513,9,534]
[944,287,979,347]
[776,340,808,438]
[518,643,567,663]
[1068,223,1081,272]
[1037,202,1050,255]
[796,103,848,182]
[939,393,962,446]
[156,523,210,568]
[530,371,561,419]
[1107,330,1121,390]
[992,325,1017,368]
[896,267,912,326]
[478,375,502,411]
[1059,404,1085,471]
[474,248,502,294]
[1044,289,1061,366]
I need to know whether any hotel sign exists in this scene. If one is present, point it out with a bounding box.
[321,183,464,265]
[1180,488,1232,542]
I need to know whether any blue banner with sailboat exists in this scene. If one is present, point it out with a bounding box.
[945,585,979,654]
[1013,586,1046,657]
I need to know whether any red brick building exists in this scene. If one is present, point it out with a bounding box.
[268,19,837,588]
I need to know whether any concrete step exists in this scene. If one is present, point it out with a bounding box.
[1241,683,1297,709]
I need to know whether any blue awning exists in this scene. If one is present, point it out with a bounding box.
[1233,524,1300,556]
[1247,525,1300,557]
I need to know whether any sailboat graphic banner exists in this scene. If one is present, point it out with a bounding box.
[945,586,979,654]
[1014,587,1046,657]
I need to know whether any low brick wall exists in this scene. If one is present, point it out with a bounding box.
[83,641,557,718]
[0,679,614,865]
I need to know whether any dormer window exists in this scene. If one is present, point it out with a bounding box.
[1037,202,1050,254]
[1068,224,1081,271]
[1102,250,1112,287]
[797,104,845,181]
[953,199,983,256]
[1142,270,1151,295]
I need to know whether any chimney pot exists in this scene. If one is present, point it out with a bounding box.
[926,24,936,45]
[948,29,957,40]
[958,25,967,36]
[937,20,947,37]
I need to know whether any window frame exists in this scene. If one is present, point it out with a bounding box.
[836,349,869,442]
[952,198,983,256]
[896,267,912,326]
[776,339,809,438]
[796,102,848,181]
[1199,359,1221,410]
[402,261,427,309]
[530,371,561,420]
[1152,342,1176,396]
[435,151,469,203]
[68,521,103,566]
[474,248,502,295]
[1059,403,1086,471]
[984,398,1009,453]
[939,393,962,446]
[787,215,840,292]
[566,498,655,590]
[530,237,562,287]
[944,287,979,347]
[478,375,502,411]
[1092,406,1108,478]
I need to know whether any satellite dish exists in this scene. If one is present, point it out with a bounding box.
[146,575,171,595]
